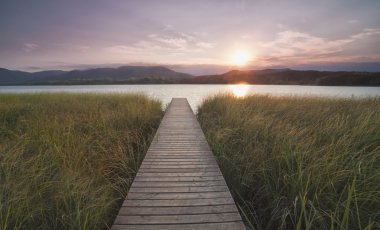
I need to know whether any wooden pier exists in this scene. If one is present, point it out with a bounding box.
[112,98,245,230]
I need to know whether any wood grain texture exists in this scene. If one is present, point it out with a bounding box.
[111,98,245,230]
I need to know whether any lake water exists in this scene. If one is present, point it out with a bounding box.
[1,85,379,110]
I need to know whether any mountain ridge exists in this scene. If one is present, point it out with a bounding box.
[0,66,192,85]
[1,66,380,86]
[182,69,380,86]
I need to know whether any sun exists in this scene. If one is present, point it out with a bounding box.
[230,50,252,66]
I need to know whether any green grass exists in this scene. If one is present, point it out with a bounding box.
[197,94,380,230]
[0,93,163,229]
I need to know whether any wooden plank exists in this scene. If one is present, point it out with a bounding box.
[150,144,208,146]
[114,213,242,224]
[111,98,245,230]
[149,141,208,143]
[146,152,212,154]
[139,165,219,169]
[141,161,216,165]
[142,161,216,164]
[149,149,210,151]
[145,154,214,157]
[146,151,212,154]
[132,181,226,187]
[145,152,212,155]
[133,176,225,182]
[112,222,245,230]
[126,191,232,200]
[117,204,238,215]
[142,158,216,162]
[144,155,215,159]
[128,186,229,193]
[123,197,235,207]
[136,172,222,177]
[138,168,220,173]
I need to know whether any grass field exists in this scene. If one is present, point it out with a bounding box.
[0,93,162,229]
[197,94,380,230]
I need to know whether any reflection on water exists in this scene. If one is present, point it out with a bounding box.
[1,84,379,110]
[229,84,249,97]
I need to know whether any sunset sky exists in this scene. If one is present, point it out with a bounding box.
[1,0,380,72]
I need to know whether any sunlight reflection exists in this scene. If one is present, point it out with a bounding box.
[229,83,249,97]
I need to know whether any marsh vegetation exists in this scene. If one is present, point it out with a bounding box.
[0,93,162,229]
[198,94,380,229]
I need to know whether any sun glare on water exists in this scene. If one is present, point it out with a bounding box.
[229,83,249,97]
[230,50,252,66]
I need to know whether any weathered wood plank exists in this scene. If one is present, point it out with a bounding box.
[126,191,232,200]
[138,168,220,173]
[145,152,213,155]
[141,161,217,165]
[128,186,229,193]
[114,213,242,224]
[136,172,222,177]
[132,181,226,187]
[112,222,245,230]
[123,197,235,207]
[144,154,214,158]
[133,176,225,182]
[117,204,238,215]
[139,165,219,169]
[144,155,215,159]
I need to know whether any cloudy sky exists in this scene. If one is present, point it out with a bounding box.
[1,0,380,72]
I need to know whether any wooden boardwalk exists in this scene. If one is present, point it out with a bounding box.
[112,98,245,230]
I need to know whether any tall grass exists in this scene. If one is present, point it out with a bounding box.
[0,93,162,229]
[197,94,380,230]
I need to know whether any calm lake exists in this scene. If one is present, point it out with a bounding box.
[1,84,379,110]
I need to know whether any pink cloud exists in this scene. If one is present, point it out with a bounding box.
[23,43,39,52]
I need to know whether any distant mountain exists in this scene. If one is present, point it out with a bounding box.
[0,66,192,85]
[1,66,380,86]
[31,70,66,79]
[0,68,31,85]
[183,69,380,86]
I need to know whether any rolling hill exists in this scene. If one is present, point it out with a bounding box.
[183,69,380,86]
[1,66,380,86]
[0,66,192,85]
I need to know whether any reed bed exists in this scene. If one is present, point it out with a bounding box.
[198,94,380,230]
[0,93,162,229]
